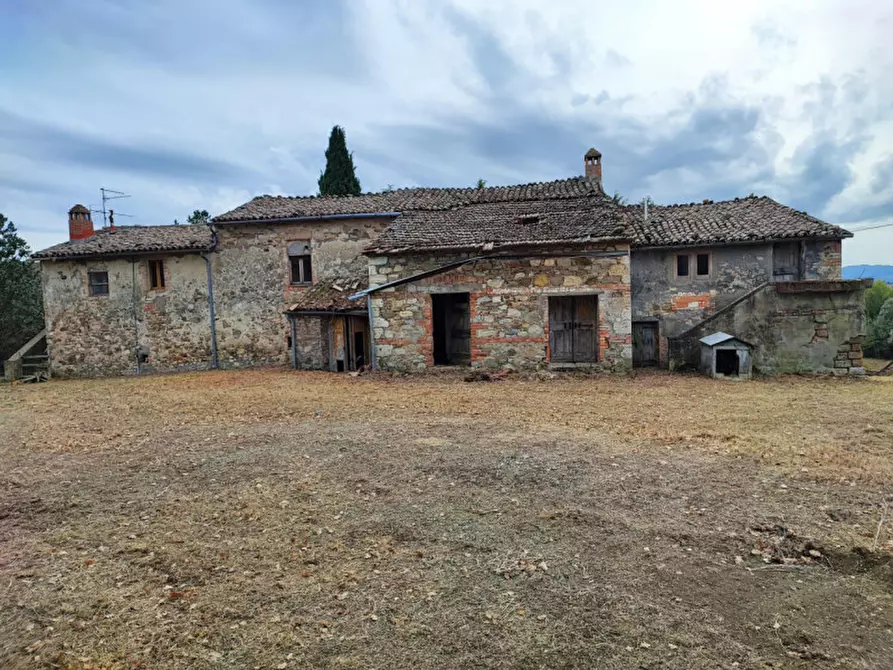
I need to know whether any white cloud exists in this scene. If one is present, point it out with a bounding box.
[1,0,891,263]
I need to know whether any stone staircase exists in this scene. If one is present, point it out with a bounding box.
[667,280,870,374]
[4,329,49,382]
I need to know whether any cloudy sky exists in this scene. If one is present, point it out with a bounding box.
[2,0,891,264]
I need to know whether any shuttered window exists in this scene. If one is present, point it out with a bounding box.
[148,260,166,290]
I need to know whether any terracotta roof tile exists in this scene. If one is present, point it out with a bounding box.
[33,225,214,260]
[365,197,629,253]
[213,177,605,222]
[285,274,368,312]
[629,196,852,248]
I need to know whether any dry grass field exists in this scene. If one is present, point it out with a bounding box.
[1,369,892,669]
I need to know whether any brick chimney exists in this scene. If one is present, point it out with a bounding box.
[68,204,94,241]
[584,148,602,187]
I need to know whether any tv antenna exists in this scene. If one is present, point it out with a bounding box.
[98,188,133,228]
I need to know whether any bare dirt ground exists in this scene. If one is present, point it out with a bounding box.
[1,369,892,669]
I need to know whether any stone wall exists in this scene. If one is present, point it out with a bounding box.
[802,240,842,280]
[292,315,330,370]
[631,240,844,365]
[631,244,773,342]
[201,217,389,369]
[368,245,632,372]
[668,280,870,374]
[41,254,212,377]
[40,217,390,377]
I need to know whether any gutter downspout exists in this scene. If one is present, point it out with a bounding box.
[131,259,140,374]
[289,316,298,369]
[202,225,219,370]
[367,298,377,370]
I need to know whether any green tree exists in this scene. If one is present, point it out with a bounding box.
[476,179,487,189]
[318,126,361,196]
[187,209,211,225]
[610,191,627,205]
[865,280,893,321]
[867,296,893,358]
[0,215,44,361]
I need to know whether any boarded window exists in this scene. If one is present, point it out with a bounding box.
[148,259,166,290]
[696,253,710,276]
[773,242,801,281]
[288,241,312,284]
[88,271,109,296]
[676,254,689,277]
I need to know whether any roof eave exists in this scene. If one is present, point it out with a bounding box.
[32,246,215,261]
[632,233,850,251]
[213,211,401,225]
[365,235,631,255]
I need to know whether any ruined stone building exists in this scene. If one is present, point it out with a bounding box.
[33,149,869,377]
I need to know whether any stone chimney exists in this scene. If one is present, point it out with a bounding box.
[68,204,94,241]
[584,148,602,187]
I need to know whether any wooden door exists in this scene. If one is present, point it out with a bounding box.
[573,296,597,362]
[632,322,658,367]
[549,296,598,363]
[549,297,575,363]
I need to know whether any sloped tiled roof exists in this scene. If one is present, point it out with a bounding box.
[629,196,851,248]
[366,198,629,253]
[33,225,215,260]
[285,275,368,313]
[365,194,851,254]
[213,177,605,222]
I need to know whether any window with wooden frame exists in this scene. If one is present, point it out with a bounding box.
[288,241,312,285]
[88,271,109,296]
[676,253,690,277]
[148,259,166,290]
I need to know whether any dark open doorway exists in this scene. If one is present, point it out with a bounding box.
[353,330,366,368]
[432,293,471,365]
[715,348,739,376]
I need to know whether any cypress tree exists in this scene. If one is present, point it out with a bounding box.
[318,126,361,196]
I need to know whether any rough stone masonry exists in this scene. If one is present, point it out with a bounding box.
[368,245,632,372]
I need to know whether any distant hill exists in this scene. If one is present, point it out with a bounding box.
[843,265,893,282]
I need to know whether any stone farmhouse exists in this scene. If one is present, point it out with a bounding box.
[32,149,869,378]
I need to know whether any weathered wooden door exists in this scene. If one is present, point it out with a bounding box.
[572,296,597,362]
[549,296,598,363]
[632,322,658,367]
[773,242,801,281]
[549,297,575,363]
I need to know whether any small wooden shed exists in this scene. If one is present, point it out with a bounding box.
[699,332,753,380]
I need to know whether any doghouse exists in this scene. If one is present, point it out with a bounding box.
[699,332,753,380]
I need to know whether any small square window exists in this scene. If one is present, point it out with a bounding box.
[288,242,312,285]
[676,254,689,277]
[696,253,710,276]
[148,260,166,290]
[88,271,109,296]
